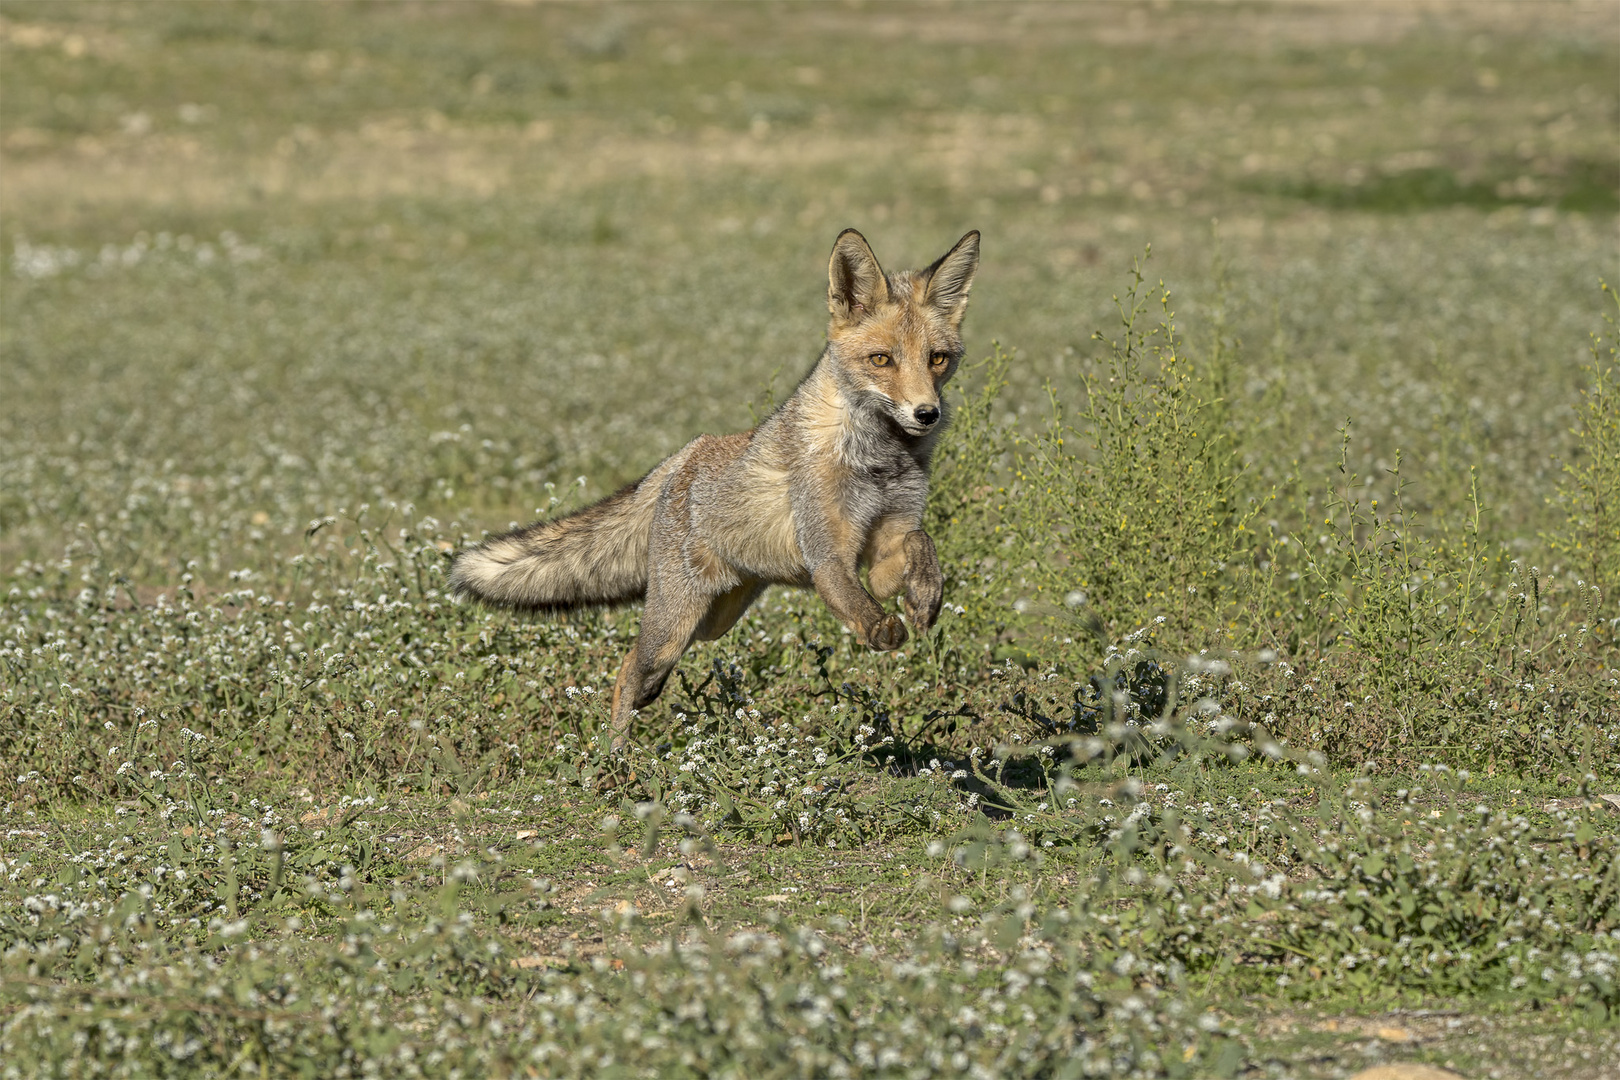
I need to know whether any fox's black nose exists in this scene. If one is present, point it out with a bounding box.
[914,405,940,426]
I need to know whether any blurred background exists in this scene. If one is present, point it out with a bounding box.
[1,1,1615,577]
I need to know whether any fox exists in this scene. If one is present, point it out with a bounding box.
[449,227,981,736]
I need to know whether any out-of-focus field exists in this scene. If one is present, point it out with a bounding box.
[2,4,1617,1078]
[1,1,1615,564]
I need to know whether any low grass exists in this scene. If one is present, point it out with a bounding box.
[2,3,1617,1077]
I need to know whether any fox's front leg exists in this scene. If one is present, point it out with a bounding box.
[797,493,906,650]
[811,561,907,650]
[867,527,943,636]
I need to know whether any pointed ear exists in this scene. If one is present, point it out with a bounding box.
[828,228,889,325]
[922,230,980,328]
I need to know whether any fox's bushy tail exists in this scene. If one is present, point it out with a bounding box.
[449,477,660,611]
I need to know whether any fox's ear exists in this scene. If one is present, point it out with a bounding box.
[922,230,980,328]
[828,228,890,325]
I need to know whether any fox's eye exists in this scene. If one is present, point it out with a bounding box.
[930,352,950,366]
[869,353,892,367]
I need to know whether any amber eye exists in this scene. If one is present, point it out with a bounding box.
[930,352,950,367]
[869,353,892,367]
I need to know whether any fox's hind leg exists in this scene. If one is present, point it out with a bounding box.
[695,581,766,641]
[609,557,752,739]
[609,582,708,738]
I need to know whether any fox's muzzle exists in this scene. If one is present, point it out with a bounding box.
[913,404,940,427]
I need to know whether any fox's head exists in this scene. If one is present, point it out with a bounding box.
[824,228,980,437]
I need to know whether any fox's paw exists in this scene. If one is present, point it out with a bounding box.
[866,613,908,651]
[904,585,942,637]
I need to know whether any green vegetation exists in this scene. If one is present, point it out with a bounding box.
[2,3,1616,1077]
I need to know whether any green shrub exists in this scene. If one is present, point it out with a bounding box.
[1004,256,1257,652]
[1551,286,1620,590]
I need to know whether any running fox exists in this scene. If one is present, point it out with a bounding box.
[450,228,981,734]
